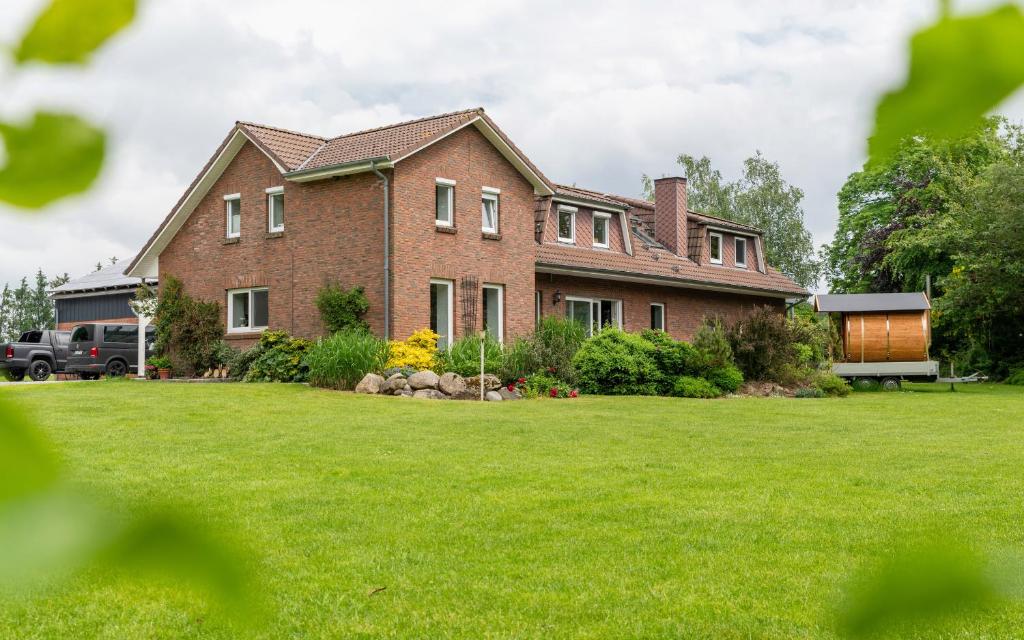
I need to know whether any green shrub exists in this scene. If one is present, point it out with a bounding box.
[499,337,536,383]
[315,284,370,334]
[1007,368,1024,385]
[211,341,238,367]
[813,371,852,397]
[244,330,313,383]
[440,333,504,377]
[152,276,224,376]
[641,329,701,380]
[572,328,661,396]
[795,387,826,398]
[671,376,722,398]
[305,329,389,390]
[705,363,744,393]
[230,343,264,380]
[728,307,830,385]
[532,316,587,384]
[693,317,734,368]
[524,372,576,398]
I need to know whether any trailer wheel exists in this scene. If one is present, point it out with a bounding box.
[880,377,901,391]
[852,377,878,391]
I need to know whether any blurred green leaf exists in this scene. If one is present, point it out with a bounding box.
[869,4,1024,165]
[0,395,59,502]
[837,542,997,637]
[0,112,105,209]
[14,0,136,65]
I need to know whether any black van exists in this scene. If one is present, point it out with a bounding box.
[66,323,155,379]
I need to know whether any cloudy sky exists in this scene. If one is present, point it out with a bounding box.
[2,0,1022,291]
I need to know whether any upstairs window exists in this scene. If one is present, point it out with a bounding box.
[436,178,455,227]
[482,187,500,233]
[709,232,723,264]
[228,288,269,332]
[267,187,284,232]
[557,206,576,243]
[225,194,241,238]
[735,237,747,267]
[593,212,610,248]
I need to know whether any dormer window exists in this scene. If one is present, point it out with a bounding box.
[735,237,747,268]
[709,232,723,264]
[557,205,576,243]
[481,187,500,233]
[225,194,241,238]
[593,212,610,248]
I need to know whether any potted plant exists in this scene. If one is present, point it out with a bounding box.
[147,355,172,380]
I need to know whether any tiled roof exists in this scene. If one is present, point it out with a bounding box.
[536,243,807,297]
[238,122,326,171]
[52,259,154,296]
[554,184,628,208]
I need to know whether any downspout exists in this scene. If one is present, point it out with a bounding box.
[371,162,390,340]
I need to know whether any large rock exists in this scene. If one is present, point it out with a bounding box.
[380,373,407,394]
[485,390,503,402]
[450,388,481,401]
[355,373,385,394]
[407,370,440,390]
[438,372,467,396]
[412,388,448,400]
[466,374,501,391]
[396,388,414,397]
[498,387,522,401]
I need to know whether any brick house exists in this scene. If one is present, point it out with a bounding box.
[125,108,806,348]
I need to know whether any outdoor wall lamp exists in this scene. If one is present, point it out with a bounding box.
[552,289,562,305]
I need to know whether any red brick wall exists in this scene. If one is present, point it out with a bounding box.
[653,177,687,255]
[535,273,784,341]
[542,204,627,253]
[158,140,386,346]
[390,125,537,342]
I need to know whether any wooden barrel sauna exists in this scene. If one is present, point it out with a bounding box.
[844,311,929,363]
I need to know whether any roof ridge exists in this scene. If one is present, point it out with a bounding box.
[236,121,326,141]
[326,107,483,141]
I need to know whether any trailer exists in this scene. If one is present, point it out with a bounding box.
[831,360,938,390]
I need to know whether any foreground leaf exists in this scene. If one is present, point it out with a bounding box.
[0,395,59,502]
[0,112,105,209]
[14,0,136,65]
[869,4,1024,165]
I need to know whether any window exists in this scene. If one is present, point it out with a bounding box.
[102,325,138,343]
[482,284,504,343]
[566,296,622,336]
[593,212,610,248]
[735,237,747,267]
[436,178,454,227]
[430,279,454,350]
[267,187,284,232]
[225,194,241,238]
[557,206,576,243]
[70,325,93,343]
[709,232,723,264]
[482,187,500,233]
[650,303,665,331]
[228,288,269,332]
[535,290,542,326]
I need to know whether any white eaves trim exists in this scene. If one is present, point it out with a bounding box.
[127,127,286,278]
[534,264,796,299]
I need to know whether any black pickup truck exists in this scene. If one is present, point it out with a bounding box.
[0,330,71,381]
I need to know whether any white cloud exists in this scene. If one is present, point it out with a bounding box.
[0,0,1021,291]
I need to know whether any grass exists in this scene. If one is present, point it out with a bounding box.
[1,381,1023,638]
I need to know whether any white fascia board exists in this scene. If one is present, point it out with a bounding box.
[285,159,393,182]
[534,264,796,299]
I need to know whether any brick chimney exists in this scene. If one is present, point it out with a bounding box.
[654,176,688,255]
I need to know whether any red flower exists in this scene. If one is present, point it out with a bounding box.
[547,366,557,373]
[517,377,527,384]
[549,388,558,398]
[507,383,515,392]
[569,389,579,398]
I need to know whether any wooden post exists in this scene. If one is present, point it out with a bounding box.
[479,330,486,401]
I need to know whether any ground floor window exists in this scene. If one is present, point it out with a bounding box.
[430,279,454,350]
[482,284,504,343]
[650,303,665,331]
[228,288,269,332]
[566,296,622,336]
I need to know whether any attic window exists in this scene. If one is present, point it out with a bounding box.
[224,194,241,239]
[735,237,747,268]
[481,188,499,234]
[436,178,455,227]
[557,205,576,243]
[593,212,610,248]
[709,232,723,264]
[267,187,284,233]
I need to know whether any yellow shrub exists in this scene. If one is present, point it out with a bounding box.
[386,328,439,370]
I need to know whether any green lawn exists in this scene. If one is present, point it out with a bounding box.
[2,381,1023,638]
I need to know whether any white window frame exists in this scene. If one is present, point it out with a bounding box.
[429,278,454,350]
[593,212,611,248]
[482,283,504,344]
[735,236,747,268]
[266,186,284,233]
[224,193,241,239]
[565,296,622,337]
[227,287,268,333]
[557,205,576,243]
[650,303,665,331]
[482,187,500,233]
[709,232,723,265]
[435,178,455,227]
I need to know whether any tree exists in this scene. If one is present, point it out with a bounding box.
[0,284,13,341]
[49,273,70,289]
[822,117,1021,294]
[643,152,820,288]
